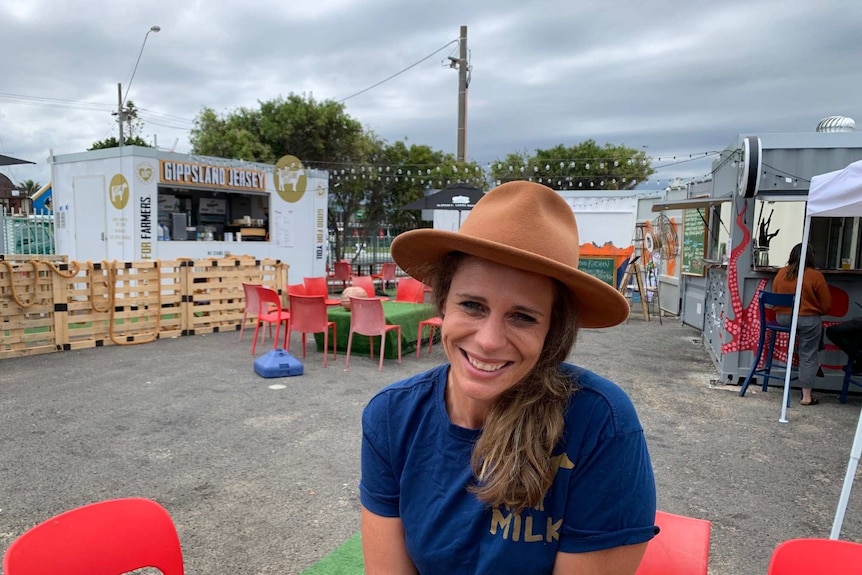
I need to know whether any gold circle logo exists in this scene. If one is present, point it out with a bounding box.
[109,173,130,210]
[274,155,307,203]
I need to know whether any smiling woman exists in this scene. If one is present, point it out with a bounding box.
[359,181,657,575]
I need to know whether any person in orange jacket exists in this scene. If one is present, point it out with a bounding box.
[771,243,832,405]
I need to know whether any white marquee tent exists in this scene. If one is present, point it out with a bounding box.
[780,158,862,538]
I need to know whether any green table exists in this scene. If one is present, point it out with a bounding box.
[314,301,437,359]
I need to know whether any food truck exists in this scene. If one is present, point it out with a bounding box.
[652,122,862,391]
[50,146,328,279]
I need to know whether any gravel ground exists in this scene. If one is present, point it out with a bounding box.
[2,312,861,574]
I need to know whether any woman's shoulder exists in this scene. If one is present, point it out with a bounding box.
[363,364,446,416]
[561,363,643,436]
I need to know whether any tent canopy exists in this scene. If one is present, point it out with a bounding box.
[0,154,35,167]
[783,157,862,539]
[398,183,483,211]
[808,159,862,218]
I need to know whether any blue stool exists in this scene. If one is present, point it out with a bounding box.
[839,360,862,404]
[739,292,797,397]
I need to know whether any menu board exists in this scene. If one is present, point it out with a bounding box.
[682,208,707,276]
[578,257,616,286]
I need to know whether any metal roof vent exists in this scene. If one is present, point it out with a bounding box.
[816,116,856,132]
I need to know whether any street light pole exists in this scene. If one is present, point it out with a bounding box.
[116,25,160,147]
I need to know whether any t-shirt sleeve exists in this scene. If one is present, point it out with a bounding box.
[359,393,401,517]
[557,403,657,553]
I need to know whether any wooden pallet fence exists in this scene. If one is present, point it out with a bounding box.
[1,259,61,357]
[158,259,185,339]
[0,256,289,359]
[183,257,288,336]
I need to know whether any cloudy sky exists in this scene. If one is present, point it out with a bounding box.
[2,0,861,190]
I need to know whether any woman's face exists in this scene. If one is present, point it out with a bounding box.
[442,256,554,417]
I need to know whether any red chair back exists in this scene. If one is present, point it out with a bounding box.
[351,275,376,298]
[288,294,336,366]
[288,283,307,296]
[350,297,387,335]
[375,262,396,281]
[333,260,352,282]
[3,497,184,575]
[827,284,850,319]
[239,282,262,341]
[395,277,426,303]
[304,277,329,298]
[767,538,862,574]
[634,510,710,575]
[289,294,329,333]
[345,296,402,371]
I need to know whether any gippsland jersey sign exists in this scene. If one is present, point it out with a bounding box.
[159,160,266,192]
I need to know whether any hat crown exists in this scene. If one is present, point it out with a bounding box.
[459,181,579,267]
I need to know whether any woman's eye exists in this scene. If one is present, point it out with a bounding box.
[459,300,483,312]
[513,312,538,324]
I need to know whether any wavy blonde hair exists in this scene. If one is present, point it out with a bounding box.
[427,252,580,512]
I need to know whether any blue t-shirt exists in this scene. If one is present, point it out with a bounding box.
[360,363,657,574]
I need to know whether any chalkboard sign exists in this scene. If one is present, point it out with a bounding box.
[578,257,616,286]
[682,208,707,276]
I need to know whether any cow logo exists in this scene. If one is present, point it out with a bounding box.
[136,161,155,185]
[109,174,130,210]
[274,154,307,203]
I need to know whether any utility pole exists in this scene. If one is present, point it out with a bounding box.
[115,83,125,147]
[457,25,468,163]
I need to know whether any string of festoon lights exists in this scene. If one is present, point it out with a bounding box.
[308,151,720,190]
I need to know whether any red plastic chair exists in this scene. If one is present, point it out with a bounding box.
[303,276,340,306]
[238,282,262,342]
[371,262,397,290]
[634,510,711,575]
[251,285,290,355]
[822,284,851,371]
[2,497,184,575]
[767,538,862,574]
[288,294,337,367]
[416,316,443,358]
[345,296,401,371]
[395,277,426,303]
[288,283,307,296]
[333,260,352,290]
[351,275,377,298]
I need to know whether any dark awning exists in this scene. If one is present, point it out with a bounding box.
[399,183,484,211]
[0,154,35,166]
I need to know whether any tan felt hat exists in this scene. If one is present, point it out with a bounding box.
[391,180,629,328]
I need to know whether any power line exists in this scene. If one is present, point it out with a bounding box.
[338,39,459,103]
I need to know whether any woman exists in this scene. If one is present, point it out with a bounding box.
[359,181,657,574]
[772,242,831,405]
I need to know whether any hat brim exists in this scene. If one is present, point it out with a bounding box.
[391,229,630,328]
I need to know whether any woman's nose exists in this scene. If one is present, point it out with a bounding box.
[473,315,507,351]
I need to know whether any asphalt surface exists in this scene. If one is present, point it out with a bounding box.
[2,311,862,574]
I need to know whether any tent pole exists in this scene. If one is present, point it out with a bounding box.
[780,214,811,423]
[832,405,862,538]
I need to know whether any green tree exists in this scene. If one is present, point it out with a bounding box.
[89,135,152,150]
[16,179,41,197]
[190,93,364,165]
[490,140,653,190]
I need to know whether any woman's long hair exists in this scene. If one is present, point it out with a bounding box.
[427,252,579,512]
[784,242,816,281]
